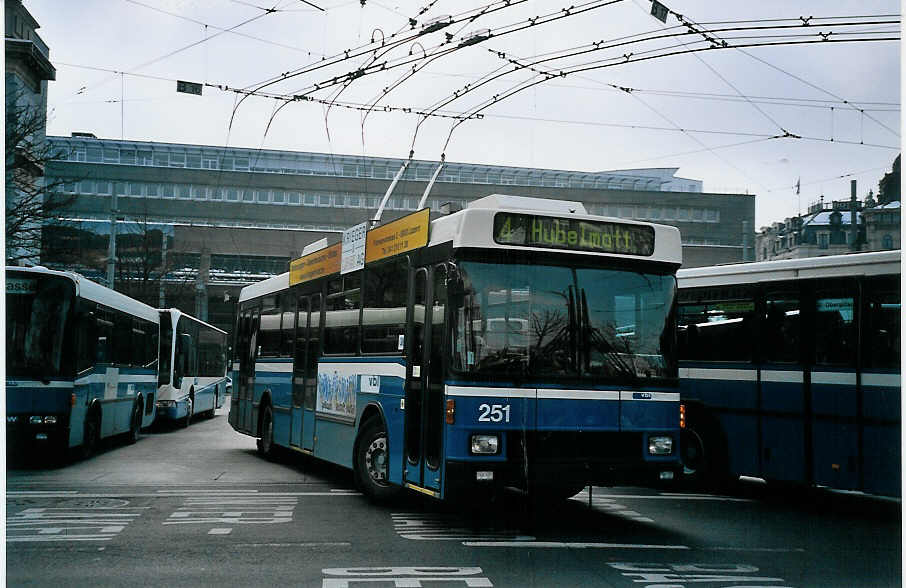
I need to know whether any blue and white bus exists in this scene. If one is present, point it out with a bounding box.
[230,195,684,501]
[676,250,900,496]
[156,308,229,426]
[6,266,159,460]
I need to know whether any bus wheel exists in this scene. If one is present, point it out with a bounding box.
[354,418,398,502]
[182,396,193,428]
[680,419,729,491]
[256,404,275,459]
[126,400,142,445]
[80,411,100,459]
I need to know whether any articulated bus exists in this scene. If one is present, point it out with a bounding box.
[230,195,684,501]
[6,266,159,460]
[676,250,900,496]
[156,308,229,426]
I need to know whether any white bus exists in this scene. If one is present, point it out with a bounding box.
[6,266,159,460]
[156,308,229,426]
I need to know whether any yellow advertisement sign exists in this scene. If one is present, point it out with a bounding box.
[365,208,431,264]
[290,242,342,286]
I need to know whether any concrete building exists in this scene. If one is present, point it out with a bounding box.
[5,0,56,264]
[42,135,755,333]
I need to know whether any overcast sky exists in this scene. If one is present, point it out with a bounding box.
[26,0,901,227]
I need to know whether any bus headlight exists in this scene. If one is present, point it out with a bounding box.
[157,400,176,408]
[648,436,674,456]
[471,434,499,455]
[43,416,57,425]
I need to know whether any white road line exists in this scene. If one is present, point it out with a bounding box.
[704,546,806,553]
[233,542,353,548]
[208,528,233,535]
[463,541,690,549]
[8,492,360,498]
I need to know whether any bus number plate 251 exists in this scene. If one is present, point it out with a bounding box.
[478,403,510,423]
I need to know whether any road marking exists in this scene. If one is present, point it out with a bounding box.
[392,513,535,541]
[571,491,655,523]
[208,528,233,535]
[8,491,360,498]
[164,496,298,526]
[235,542,352,548]
[463,541,690,549]
[704,546,806,553]
[7,506,144,543]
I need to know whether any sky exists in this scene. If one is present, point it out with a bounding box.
[26,0,901,227]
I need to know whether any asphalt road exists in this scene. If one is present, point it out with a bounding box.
[7,399,901,587]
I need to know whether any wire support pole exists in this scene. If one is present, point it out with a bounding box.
[371,158,411,227]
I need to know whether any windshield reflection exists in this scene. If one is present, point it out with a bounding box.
[451,261,676,382]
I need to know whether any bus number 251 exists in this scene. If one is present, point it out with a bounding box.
[478,403,510,423]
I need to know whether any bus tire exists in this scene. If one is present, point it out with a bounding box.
[126,399,142,445]
[80,409,101,459]
[182,394,194,428]
[354,418,398,502]
[680,414,730,491]
[256,403,275,459]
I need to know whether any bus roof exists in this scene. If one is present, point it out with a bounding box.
[7,266,160,323]
[239,194,683,303]
[238,271,289,303]
[677,249,901,288]
[427,194,682,264]
[158,307,227,334]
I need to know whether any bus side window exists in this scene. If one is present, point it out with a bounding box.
[76,307,99,374]
[863,279,900,369]
[762,290,800,364]
[95,308,114,364]
[814,287,855,366]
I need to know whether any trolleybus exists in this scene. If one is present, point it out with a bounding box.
[230,195,684,501]
[156,308,229,426]
[6,266,159,460]
[676,250,900,496]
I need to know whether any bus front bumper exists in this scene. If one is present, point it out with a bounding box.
[6,414,70,456]
[155,400,189,421]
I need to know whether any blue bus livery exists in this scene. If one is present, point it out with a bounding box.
[6,266,159,460]
[676,250,900,496]
[230,195,685,501]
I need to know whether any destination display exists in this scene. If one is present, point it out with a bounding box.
[365,208,430,264]
[290,242,342,286]
[493,212,655,256]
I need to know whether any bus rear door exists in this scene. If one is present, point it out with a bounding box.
[239,307,259,433]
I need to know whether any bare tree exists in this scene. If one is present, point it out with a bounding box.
[5,92,75,264]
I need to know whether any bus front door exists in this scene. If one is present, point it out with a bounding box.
[239,308,260,433]
[404,266,445,494]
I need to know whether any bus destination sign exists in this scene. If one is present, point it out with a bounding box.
[290,242,342,286]
[493,212,655,256]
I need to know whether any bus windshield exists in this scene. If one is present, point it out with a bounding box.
[451,261,676,382]
[6,273,75,380]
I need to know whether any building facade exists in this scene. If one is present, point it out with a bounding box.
[5,0,56,264]
[42,135,755,333]
[756,157,901,262]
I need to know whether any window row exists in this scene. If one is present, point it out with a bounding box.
[57,179,471,212]
[677,277,899,369]
[75,302,159,373]
[588,204,720,223]
[254,257,414,358]
[57,142,686,192]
